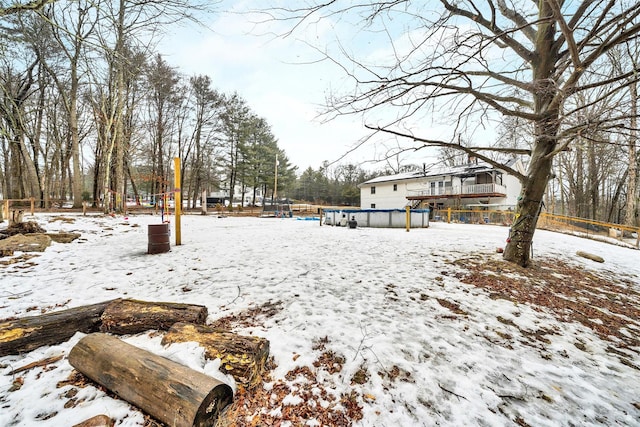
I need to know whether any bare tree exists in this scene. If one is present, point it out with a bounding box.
[37,0,98,207]
[145,54,181,201]
[0,0,54,17]
[622,41,639,227]
[269,1,640,266]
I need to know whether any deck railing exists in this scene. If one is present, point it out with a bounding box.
[407,183,507,197]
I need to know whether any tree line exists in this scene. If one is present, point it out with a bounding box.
[0,0,299,211]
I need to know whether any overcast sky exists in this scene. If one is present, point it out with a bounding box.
[157,1,453,173]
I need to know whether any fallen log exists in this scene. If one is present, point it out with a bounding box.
[47,232,81,244]
[69,333,233,427]
[0,233,52,252]
[576,251,605,263]
[162,322,270,388]
[0,299,118,357]
[100,299,208,335]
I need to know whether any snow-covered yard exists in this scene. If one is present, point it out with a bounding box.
[1,213,639,426]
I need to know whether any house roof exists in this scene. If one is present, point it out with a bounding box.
[360,159,519,186]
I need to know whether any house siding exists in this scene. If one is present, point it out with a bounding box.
[359,160,524,210]
[361,180,412,209]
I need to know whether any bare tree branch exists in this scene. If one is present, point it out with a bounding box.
[0,0,54,17]
[364,124,528,181]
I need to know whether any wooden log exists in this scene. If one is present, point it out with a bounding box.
[162,322,270,388]
[100,299,208,335]
[69,333,233,427]
[0,299,118,357]
[576,250,605,263]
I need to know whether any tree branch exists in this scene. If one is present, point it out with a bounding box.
[364,124,529,182]
[0,0,54,17]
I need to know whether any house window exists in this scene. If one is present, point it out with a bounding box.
[371,186,376,194]
[393,184,397,191]
[371,203,376,208]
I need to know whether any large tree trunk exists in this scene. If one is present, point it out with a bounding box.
[69,333,233,427]
[162,322,270,388]
[70,73,83,208]
[0,299,118,356]
[503,137,555,267]
[504,3,559,267]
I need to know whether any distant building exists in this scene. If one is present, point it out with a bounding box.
[359,158,525,210]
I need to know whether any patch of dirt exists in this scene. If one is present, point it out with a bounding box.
[452,256,640,362]
[47,232,81,244]
[209,300,283,330]
[0,234,51,252]
[2,221,46,236]
[48,216,76,224]
[313,350,346,374]
[436,298,469,316]
[218,353,363,427]
[379,365,414,384]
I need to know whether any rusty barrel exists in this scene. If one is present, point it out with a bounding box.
[148,223,170,254]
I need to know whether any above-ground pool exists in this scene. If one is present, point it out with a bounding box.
[323,209,430,228]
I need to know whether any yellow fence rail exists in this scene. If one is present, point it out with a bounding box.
[432,208,640,248]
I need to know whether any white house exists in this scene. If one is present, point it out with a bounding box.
[359,158,525,210]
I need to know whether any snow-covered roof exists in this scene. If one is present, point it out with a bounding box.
[360,159,516,186]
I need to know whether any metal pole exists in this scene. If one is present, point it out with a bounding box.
[274,154,278,202]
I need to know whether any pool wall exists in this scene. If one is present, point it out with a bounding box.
[323,209,430,228]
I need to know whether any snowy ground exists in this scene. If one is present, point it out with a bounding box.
[1,213,639,426]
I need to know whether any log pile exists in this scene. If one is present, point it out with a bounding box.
[1,298,272,426]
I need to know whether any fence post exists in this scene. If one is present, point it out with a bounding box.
[447,207,451,223]
[405,206,410,232]
[30,197,35,215]
[201,190,207,215]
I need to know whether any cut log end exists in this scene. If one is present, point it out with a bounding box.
[195,384,234,427]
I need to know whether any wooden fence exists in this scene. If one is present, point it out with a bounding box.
[432,208,640,248]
